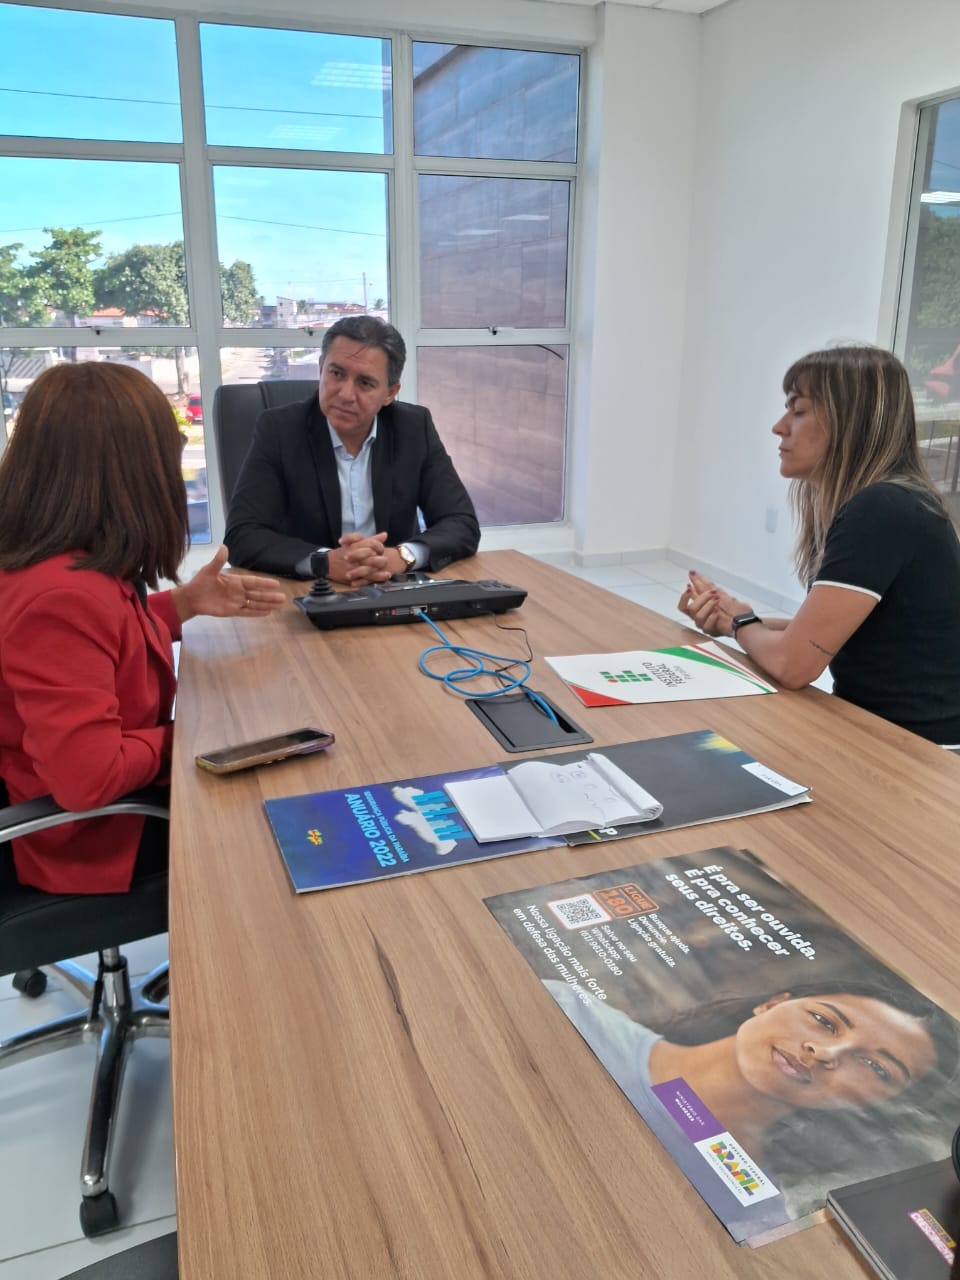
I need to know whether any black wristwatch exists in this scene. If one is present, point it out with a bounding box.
[731,610,762,638]
[309,549,330,579]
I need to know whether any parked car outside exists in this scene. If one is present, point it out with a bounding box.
[185,394,203,423]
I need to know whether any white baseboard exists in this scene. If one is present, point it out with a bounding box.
[533,544,804,617]
[532,546,674,569]
[673,549,803,615]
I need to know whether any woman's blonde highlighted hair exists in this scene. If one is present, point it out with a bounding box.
[785,346,946,584]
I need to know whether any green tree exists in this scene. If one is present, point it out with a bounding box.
[95,243,260,393]
[95,240,188,324]
[914,213,960,331]
[0,243,46,326]
[95,241,190,391]
[220,260,259,326]
[903,212,960,386]
[28,227,102,351]
[372,297,386,311]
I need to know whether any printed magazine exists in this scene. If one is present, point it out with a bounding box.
[263,732,809,891]
[264,765,561,892]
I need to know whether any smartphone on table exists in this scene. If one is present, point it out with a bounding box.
[195,727,335,775]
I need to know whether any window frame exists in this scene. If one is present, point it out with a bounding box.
[0,2,584,551]
[892,89,960,527]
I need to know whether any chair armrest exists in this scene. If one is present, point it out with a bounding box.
[0,787,169,844]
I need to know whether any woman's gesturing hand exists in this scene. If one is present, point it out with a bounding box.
[173,546,287,622]
[677,570,749,638]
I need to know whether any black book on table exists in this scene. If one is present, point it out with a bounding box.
[829,1159,960,1280]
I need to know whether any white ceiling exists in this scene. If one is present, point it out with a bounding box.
[646,0,729,10]
[546,0,729,12]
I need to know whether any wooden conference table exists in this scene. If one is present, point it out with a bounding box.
[169,551,960,1279]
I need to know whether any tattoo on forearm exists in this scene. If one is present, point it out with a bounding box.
[808,639,837,658]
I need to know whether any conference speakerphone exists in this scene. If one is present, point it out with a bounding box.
[294,573,528,630]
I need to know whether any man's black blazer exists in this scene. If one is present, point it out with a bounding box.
[224,395,480,577]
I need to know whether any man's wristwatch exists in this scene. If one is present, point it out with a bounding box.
[397,544,417,571]
[731,610,762,638]
[309,549,330,579]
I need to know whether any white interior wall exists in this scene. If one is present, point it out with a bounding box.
[569,3,699,560]
[672,0,960,604]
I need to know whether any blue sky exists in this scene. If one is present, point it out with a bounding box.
[0,4,391,306]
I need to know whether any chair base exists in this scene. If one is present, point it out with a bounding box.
[0,947,170,1237]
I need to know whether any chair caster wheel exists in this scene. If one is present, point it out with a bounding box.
[80,1190,119,1237]
[12,968,47,998]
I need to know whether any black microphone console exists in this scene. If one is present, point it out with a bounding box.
[294,573,528,630]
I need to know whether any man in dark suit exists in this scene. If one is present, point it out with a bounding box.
[225,316,480,582]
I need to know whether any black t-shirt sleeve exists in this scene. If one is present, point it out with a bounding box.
[814,484,921,599]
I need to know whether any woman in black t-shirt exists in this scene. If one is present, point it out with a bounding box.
[678,345,960,745]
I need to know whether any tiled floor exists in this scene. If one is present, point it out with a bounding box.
[0,936,176,1279]
[0,553,828,1278]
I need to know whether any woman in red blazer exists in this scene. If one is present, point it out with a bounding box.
[0,362,284,894]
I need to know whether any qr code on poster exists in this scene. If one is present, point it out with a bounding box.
[547,894,612,929]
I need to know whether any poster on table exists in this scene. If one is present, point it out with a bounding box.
[485,847,960,1247]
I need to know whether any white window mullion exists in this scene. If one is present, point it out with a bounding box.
[175,13,228,546]
[0,135,182,162]
[893,108,933,357]
[391,34,419,404]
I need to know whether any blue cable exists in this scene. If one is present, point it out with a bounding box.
[414,610,559,723]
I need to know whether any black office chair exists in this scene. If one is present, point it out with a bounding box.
[212,373,317,504]
[211,383,263,507]
[58,1230,178,1279]
[212,378,317,506]
[0,785,170,1237]
[259,376,318,410]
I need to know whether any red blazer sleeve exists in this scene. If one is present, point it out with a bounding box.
[3,586,173,811]
[149,589,183,641]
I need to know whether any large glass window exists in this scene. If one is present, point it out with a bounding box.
[412,43,578,161]
[212,167,389,327]
[0,5,180,143]
[0,8,580,540]
[413,42,578,525]
[0,157,186,327]
[200,25,392,153]
[417,345,567,525]
[219,346,321,386]
[419,175,569,329]
[896,96,960,527]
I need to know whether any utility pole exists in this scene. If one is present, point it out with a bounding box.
[362,272,368,312]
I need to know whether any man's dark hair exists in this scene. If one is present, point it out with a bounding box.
[320,315,406,386]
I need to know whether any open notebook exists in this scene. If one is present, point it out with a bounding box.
[444,752,663,841]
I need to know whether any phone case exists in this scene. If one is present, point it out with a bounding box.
[195,731,334,775]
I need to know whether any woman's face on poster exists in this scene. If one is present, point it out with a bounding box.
[733,992,937,1111]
